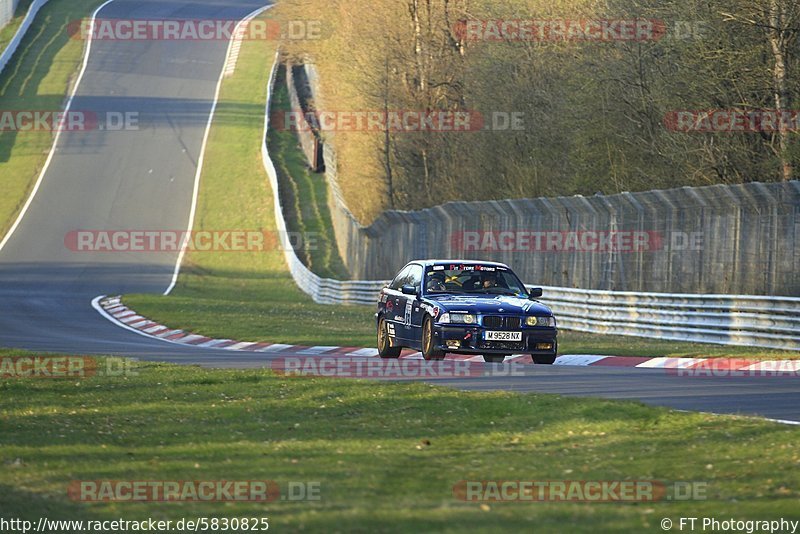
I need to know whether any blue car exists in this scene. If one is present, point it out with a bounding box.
[376,260,558,364]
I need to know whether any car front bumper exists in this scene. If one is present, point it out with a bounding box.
[432,324,558,355]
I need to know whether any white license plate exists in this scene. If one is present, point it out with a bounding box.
[485,331,522,341]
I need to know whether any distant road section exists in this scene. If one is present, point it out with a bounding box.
[0,0,268,352]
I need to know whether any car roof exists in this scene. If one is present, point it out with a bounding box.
[408,259,510,268]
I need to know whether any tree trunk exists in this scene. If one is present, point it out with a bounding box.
[409,0,425,92]
[769,0,793,181]
[383,51,395,209]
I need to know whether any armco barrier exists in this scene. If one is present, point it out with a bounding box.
[0,0,49,76]
[262,54,800,350]
[536,287,800,351]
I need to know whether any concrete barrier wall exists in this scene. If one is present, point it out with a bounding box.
[0,0,49,77]
[288,63,800,297]
[0,0,18,29]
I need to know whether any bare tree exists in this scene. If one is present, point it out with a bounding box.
[721,0,799,181]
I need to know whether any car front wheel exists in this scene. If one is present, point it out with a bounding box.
[421,317,445,361]
[377,317,401,358]
[533,355,556,365]
[483,355,506,363]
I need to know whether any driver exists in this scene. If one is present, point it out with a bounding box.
[481,272,498,289]
[426,272,446,292]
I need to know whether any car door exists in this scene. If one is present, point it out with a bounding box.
[405,264,425,347]
[384,265,412,342]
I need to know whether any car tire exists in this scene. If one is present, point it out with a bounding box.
[483,355,506,363]
[533,355,556,365]
[377,317,401,358]
[422,317,445,361]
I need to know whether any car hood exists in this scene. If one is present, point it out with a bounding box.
[427,294,552,316]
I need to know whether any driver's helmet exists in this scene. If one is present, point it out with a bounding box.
[426,272,446,291]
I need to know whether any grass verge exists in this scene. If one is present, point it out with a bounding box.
[2,350,799,531]
[0,0,104,240]
[268,64,348,279]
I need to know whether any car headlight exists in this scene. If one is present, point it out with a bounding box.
[526,315,556,327]
[439,313,475,324]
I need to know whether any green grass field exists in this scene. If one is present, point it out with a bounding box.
[268,64,348,280]
[2,350,799,531]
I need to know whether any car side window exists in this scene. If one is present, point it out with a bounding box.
[407,265,423,291]
[389,266,412,290]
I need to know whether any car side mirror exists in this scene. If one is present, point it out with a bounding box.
[401,284,418,297]
[528,287,543,299]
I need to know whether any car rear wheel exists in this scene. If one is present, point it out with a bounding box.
[377,317,401,358]
[533,355,556,365]
[422,317,445,361]
[483,355,506,363]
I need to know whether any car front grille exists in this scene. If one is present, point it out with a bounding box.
[483,316,503,328]
[483,316,521,329]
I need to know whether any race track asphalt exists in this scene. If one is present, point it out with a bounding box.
[1,0,799,424]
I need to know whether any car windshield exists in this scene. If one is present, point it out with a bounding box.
[424,264,528,296]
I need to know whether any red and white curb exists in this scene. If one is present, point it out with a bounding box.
[223,5,273,77]
[93,295,800,371]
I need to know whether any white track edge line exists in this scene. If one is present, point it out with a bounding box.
[163,3,273,295]
[672,409,800,426]
[0,0,116,252]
